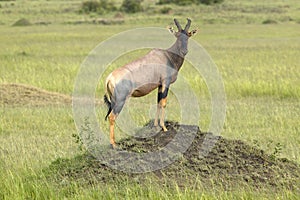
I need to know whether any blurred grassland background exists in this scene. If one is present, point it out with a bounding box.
[0,0,299,199]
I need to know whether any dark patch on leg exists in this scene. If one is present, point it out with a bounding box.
[157,87,169,103]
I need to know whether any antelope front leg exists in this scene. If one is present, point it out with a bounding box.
[155,85,169,132]
[154,104,160,127]
[159,97,168,132]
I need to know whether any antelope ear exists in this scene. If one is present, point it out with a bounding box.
[167,26,176,35]
[188,29,198,37]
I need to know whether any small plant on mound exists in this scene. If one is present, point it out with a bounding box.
[269,142,283,161]
[72,117,93,152]
[120,0,143,13]
[12,18,31,26]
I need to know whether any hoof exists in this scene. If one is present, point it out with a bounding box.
[154,126,161,132]
[154,126,167,132]
[110,143,122,151]
[110,143,117,149]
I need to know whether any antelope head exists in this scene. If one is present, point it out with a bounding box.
[168,18,198,57]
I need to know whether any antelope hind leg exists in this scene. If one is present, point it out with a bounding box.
[154,86,162,128]
[109,112,117,148]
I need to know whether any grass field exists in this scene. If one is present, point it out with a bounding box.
[0,0,300,199]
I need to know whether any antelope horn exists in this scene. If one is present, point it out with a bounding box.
[174,18,182,31]
[184,18,191,32]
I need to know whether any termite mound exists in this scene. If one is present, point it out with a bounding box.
[48,121,300,191]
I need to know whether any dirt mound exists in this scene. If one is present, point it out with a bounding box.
[48,121,300,191]
[0,83,72,106]
[12,18,32,26]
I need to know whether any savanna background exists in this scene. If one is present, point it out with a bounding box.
[0,0,299,199]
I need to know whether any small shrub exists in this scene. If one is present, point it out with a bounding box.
[80,0,116,14]
[81,0,100,13]
[157,0,172,4]
[98,0,117,14]
[12,18,31,26]
[197,0,224,5]
[157,0,193,5]
[114,12,124,18]
[157,0,224,5]
[262,19,278,24]
[120,0,143,13]
[160,6,172,14]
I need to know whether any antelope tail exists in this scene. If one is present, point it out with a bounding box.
[104,94,112,121]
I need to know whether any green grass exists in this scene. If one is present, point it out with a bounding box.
[0,0,300,199]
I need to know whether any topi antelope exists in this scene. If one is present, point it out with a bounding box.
[104,18,197,148]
